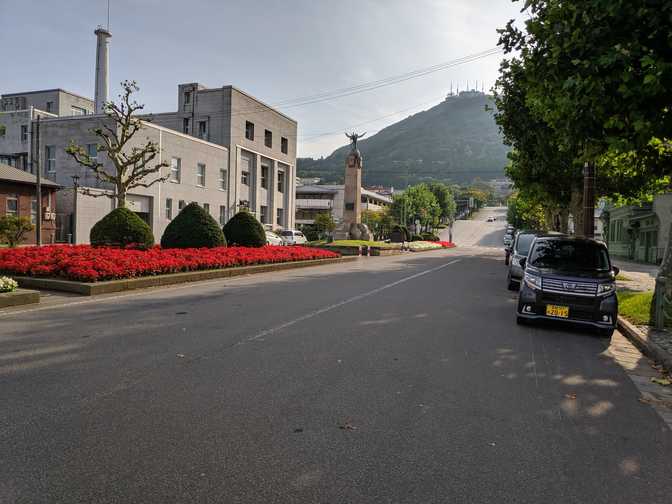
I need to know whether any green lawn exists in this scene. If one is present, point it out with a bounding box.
[317,240,401,249]
[617,289,653,325]
[616,273,631,281]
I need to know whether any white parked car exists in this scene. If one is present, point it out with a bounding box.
[280,230,308,245]
[487,216,495,222]
[265,231,283,246]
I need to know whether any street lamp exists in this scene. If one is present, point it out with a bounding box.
[71,174,80,244]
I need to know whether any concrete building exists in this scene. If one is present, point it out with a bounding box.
[149,83,298,229]
[0,162,59,244]
[35,115,229,243]
[295,184,392,226]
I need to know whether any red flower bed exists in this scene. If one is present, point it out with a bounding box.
[431,241,456,248]
[0,245,340,282]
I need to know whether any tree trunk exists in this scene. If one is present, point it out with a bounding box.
[559,208,570,234]
[570,186,584,237]
[117,183,126,208]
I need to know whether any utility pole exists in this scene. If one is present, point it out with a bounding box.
[582,161,595,238]
[34,116,42,246]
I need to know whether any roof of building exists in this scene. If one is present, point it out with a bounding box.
[0,163,60,188]
[1,88,93,103]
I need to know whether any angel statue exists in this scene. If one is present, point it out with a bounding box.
[345,131,366,152]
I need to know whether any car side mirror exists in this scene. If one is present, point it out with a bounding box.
[613,266,620,276]
[519,258,526,270]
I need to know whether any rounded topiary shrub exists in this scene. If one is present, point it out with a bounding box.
[90,207,154,249]
[161,202,226,249]
[223,210,266,247]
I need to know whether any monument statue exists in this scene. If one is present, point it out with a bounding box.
[345,131,366,152]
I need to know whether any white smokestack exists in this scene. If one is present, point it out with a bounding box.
[94,27,112,114]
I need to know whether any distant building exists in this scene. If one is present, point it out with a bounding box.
[295,184,392,226]
[0,162,59,244]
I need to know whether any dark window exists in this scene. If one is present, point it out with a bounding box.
[245,121,254,141]
[178,200,186,210]
[183,118,190,134]
[281,137,288,154]
[261,165,269,189]
[277,171,284,193]
[184,91,191,106]
[203,203,210,214]
[198,120,207,140]
[20,125,28,142]
[46,101,54,113]
[277,208,284,225]
[529,240,610,272]
[241,171,249,185]
[264,129,272,148]
[166,198,173,219]
[260,205,268,223]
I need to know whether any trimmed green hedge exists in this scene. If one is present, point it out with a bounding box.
[90,207,154,249]
[223,210,266,247]
[161,202,226,249]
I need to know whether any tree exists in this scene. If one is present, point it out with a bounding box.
[506,191,547,231]
[66,80,170,208]
[362,208,394,241]
[223,210,266,247]
[313,212,336,240]
[0,216,34,247]
[392,184,441,232]
[161,203,226,249]
[90,207,154,248]
[427,182,456,223]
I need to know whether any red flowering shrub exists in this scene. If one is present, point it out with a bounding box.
[0,245,340,282]
[432,241,456,248]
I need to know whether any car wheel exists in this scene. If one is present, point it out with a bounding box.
[516,316,526,325]
[597,327,614,338]
[507,278,518,291]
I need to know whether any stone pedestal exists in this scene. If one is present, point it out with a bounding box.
[334,150,371,240]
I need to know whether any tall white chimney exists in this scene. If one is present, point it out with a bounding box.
[94,27,112,114]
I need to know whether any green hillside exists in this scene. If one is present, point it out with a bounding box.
[298,92,509,187]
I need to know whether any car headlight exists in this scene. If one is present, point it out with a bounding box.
[597,282,615,296]
[524,272,542,290]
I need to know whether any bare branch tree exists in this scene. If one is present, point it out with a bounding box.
[66,80,169,208]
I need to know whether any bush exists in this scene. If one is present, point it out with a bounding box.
[410,234,424,241]
[0,275,18,293]
[0,215,34,247]
[90,207,154,249]
[223,210,266,247]
[301,224,320,242]
[390,225,410,243]
[421,232,440,241]
[161,203,225,249]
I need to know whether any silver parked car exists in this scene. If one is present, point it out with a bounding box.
[280,230,308,245]
[507,231,538,290]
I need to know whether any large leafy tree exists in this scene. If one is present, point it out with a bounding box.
[66,80,170,208]
[427,182,457,223]
[392,184,441,232]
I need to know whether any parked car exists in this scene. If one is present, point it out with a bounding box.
[280,230,308,245]
[516,236,619,337]
[506,231,539,289]
[265,231,283,246]
[487,216,495,222]
[503,232,514,248]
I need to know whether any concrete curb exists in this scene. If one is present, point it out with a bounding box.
[617,315,672,373]
[14,256,358,297]
[0,288,40,308]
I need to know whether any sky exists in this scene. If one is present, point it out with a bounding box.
[0,0,524,158]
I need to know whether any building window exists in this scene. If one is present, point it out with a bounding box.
[203,203,210,214]
[276,207,284,226]
[87,144,98,163]
[45,145,56,173]
[197,163,206,187]
[46,101,54,113]
[30,198,38,224]
[260,205,268,223]
[184,91,191,107]
[241,171,249,185]
[245,121,254,141]
[178,200,186,211]
[198,120,208,140]
[6,196,18,216]
[170,157,181,183]
[264,129,272,148]
[71,106,87,116]
[261,165,269,189]
[20,125,28,142]
[165,198,173,219]
[182,118,190,134]
[219,205,227,226]
[277,171,285,193]
[219,169,227,190]
[281,137,288,154]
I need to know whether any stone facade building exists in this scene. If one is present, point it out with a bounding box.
[0,163,59,245]
[149,83,297,229]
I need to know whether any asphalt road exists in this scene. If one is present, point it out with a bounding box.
[1,211,671,503]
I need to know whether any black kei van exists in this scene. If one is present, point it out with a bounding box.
[516,236,619,337]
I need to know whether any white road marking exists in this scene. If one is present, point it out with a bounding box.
[241,259,461,345]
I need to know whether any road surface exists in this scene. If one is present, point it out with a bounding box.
[1,210,671,503]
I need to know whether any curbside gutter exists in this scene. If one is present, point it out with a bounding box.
[0,288,40,308]
[14,256,358,297]
[617,315,672,374]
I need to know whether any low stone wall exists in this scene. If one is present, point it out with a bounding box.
[15,256,357,296]
[0,288,40,308]
[369,247,404,256]
[314,245,364,256]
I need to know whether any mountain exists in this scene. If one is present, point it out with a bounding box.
[297,91,510,187]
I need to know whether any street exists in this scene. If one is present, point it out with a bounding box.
[1,210,671,503]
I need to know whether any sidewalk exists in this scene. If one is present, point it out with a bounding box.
[613,258,657,292]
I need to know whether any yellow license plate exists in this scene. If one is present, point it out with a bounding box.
[546,304,569,318]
